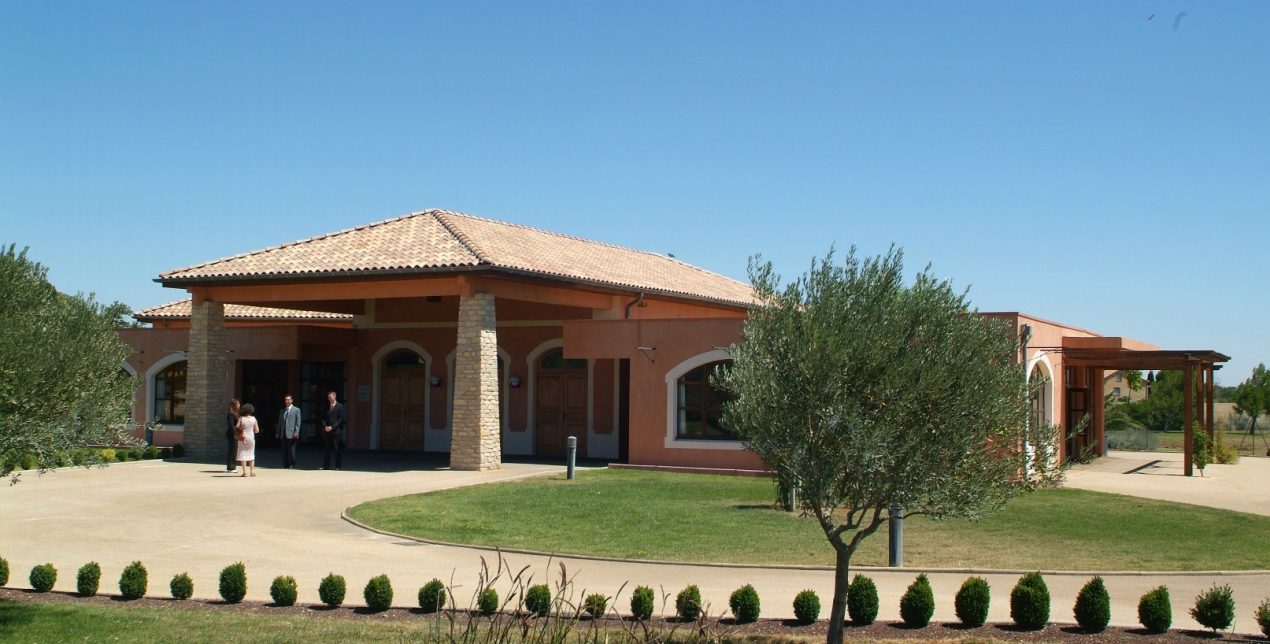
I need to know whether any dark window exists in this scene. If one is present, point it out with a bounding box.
[675,360,737,440]
[153,361,187,424]
[539,350,586,370]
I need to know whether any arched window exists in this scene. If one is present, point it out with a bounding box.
[675,360,736,440]
[153,361,187,423]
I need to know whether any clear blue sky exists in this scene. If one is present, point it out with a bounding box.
[2,2,1266,385]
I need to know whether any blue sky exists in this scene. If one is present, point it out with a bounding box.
[2,2,1266,384]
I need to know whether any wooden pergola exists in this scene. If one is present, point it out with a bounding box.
[1060,339,1230,476]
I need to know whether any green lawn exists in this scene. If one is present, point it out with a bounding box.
[348,468,1270,571]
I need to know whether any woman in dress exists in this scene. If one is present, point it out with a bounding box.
[236,403,260,477]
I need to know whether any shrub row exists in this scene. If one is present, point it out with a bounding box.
[1,445,186,472]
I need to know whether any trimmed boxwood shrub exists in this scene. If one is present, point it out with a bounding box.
[99,448,116,463]
[793,589,820,625]
[119,561,147,600]
[584,593,608,619]
[955,576,991,627]
[270,575,298,607]
[1138,585,1171,634]
[29,563,57,592]
[418,578,446,613]
[319,573,346,608]
[219,562,247,604]
[899,574,935,628]
[170,573,194,600]
[847,574,879,625]
[77,562,101,597]
[1073,576,1110,632]
[1255,597,1270,638]
[1010,572,1050,630]
[0,555,8,586]
[630,586,654,621]
[129,448,144,461]
[477,587,499,616]
[364,574,393,612]
[1190,583,1234,634]
[729,584,760,624]
[675,584,702,620]
[524,583,551,617]
[143,446,160,459]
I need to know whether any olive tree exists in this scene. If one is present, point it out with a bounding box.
[716,248,1060,644]
[1,245,138,482]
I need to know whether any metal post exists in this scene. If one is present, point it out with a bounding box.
[566,435,577,480]
[888,505,903,567]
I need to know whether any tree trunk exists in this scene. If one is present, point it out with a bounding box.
[826,544,852,644]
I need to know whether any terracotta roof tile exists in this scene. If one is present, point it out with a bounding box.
[135,299,353,322]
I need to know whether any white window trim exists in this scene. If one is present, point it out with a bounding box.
[370,340,432,451]
[145,352,187,428]
[663,349,743,450]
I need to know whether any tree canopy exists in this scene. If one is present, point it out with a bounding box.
[1232,363,1270,434]
[716,248,1059,644]
[0,245,138,482]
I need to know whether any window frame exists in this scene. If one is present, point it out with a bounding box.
[663,349,744,450]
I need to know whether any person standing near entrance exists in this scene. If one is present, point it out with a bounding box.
[236,403,259,477]
[323,391,345,470]
[277,394,302,469]
[226,399,240,472]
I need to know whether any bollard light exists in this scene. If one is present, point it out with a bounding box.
[566,435,577,480]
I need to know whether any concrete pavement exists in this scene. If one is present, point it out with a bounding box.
[1065,450,1270,517]
[1,452,1267,635]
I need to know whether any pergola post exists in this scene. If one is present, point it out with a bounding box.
[1183,364,1194,477]
[1205,363,1216,443]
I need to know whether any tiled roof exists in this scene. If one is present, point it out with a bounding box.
[159,209,754,307]
[135,299,353,322]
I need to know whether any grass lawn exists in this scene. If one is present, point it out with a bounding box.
[348,468,1270,571]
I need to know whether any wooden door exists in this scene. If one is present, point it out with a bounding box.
[535,350,588,458]
[381,351,427,451]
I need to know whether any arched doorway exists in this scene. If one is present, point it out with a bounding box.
[380,349,428,451]
[534,349,587,458]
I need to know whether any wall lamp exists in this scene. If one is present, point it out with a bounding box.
[429,375,443,387]
[508,376,522,388]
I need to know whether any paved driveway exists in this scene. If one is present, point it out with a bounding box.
[2,454,1267,634]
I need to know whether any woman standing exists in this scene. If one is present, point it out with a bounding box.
[226,399,240,472]
[236,403,260,477]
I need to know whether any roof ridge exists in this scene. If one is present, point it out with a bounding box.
[431,210,492,263]
[134,298,194,316]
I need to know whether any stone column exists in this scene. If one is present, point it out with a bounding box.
[451,293,501,470]
[185,299,228,459]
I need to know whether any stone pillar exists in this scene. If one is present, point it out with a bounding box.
[451,293,501,470]
[185,299,228,459]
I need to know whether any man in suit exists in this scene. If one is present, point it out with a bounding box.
[323,390,346,470]
[277,394,302,469]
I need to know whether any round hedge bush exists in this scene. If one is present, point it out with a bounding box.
[1138,586,1172,634]
[364,574,393,612]
[1009,572,1050,630]
[1073,576,1110,632]
[584,593,608,619]
[270,575,298,607]
[319,573,346,608]
[0,555,9,586]
[729,584,760,624]
[524,583,551,617]
[219,562,247,604]
[418,578,446,613]
[847,574,879,625]
[29,563,57,592]
[675,584,702,620]
[899,574,935,628]
[170,573,194,600]
[1190,583,1234,633]
[478,587,499,616]
[630,586,655,621]
[793,589,820,625]
[955,576,991,627]
[76,562,101,597]
[119,561,147,600]
[1255,597,1270,639]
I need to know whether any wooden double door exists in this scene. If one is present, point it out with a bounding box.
[535,350,588,458]
[381,350,427,451]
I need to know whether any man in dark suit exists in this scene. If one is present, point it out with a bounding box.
[277,394,302,469]
[322,391,346,470]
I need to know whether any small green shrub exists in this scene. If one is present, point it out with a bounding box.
[119,561,147,600]
[76,562,101,597]
[171,444,185,457]
[1009,572,1050,630]
[29,563,57,592]
[319,573,346,608]
[418,578,446,612]
[219,562,246,604]
[99,448,116,462]
[1073,576,1110,632]
[630,586,654,621]
[525,583,551,617]
[899,574,935,628]
[143,446,160,459]
[363,574,393,612]
[584,593,608,619]
[1138,585,1172,634]
[116,450,131,462]
[729,584,760,624]
[1213,430,1239,464]
[128,448,144,461]
[675,584,702,620]
[955,576,991,627]
[1190,583,1234,633]
[847,574,879,625]
[270,575,298,607]
[478,587,499,616]
[0,555,10,586]
[1255,597,1270,638]
[793,589,820,625]
[20,454,38,470]
[170,573,193,600]
[1193,426,1210,471]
